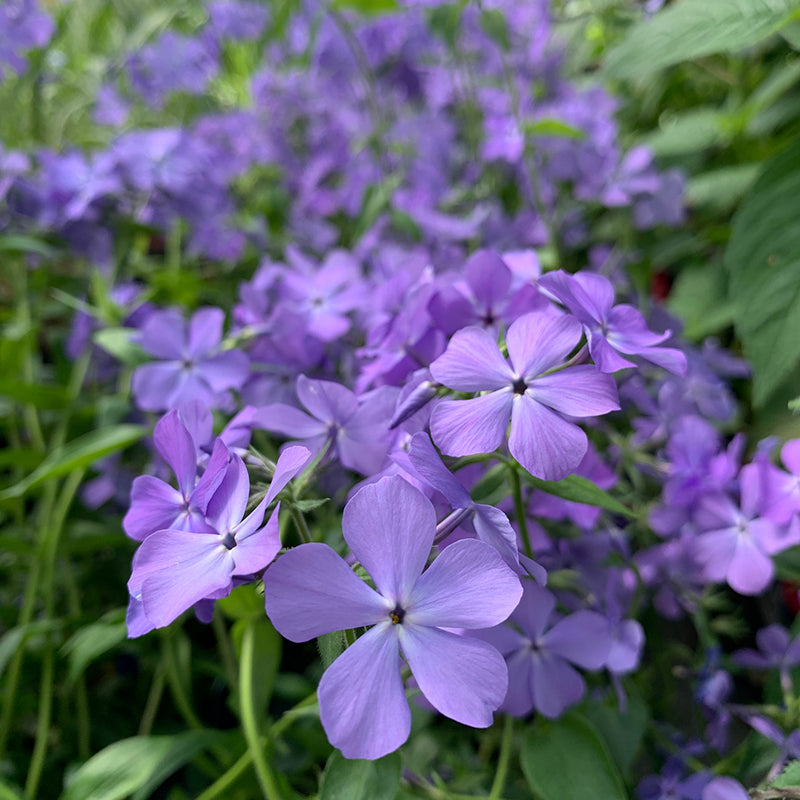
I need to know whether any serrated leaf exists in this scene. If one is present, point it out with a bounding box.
[0,424,148,500]
[605,0,800,80]
[773,759,800,787]
[61,610,127,684]
[520,713,628,800]
[725,139,800,406]
[319,750,401,800]
[520,472,636,519]
[61,731,227,800]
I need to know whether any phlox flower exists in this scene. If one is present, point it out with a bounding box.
[539,270,686,375]
[132,307,249,413]
[264,475,522,759]
[126,444,309,636]
[429,311,619,481]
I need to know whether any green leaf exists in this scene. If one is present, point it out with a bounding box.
[725,139,800,406]
[604,0,800,80]
[520,472,636,519]
[319,750,401,800]
[330,0,399,15]
[61,610,127,684]
[581,694,649,781]
[773,759,800,787]
[480,8,510,50]
[470,463,508,503]
[641,109,729,158]
[686,164,760,211]
[231,618,281,715]
[0,380,70,409]
[522,118,586,140]
[0,235,57,257]
[293,497,330,512]
[61,731,227,800]
[520,712,628,800]
[93,328,148,365]
[0,424,148,500]
[217,583,265,621]
[0,780,22,800]
[775,545,800,582]
[668,262,735,339]
[318,630,347,670]
[0,620,62,679]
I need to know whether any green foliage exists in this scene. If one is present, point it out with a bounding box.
[61,731,230,800]
[60,609,127,684]
[520,472,637,519]
[319,751,402,800]
[605,0,800,80]
[520,712,629,800]
[773,760,800,787]
[725,139,800,406]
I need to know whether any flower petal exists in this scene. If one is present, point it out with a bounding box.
[543,611,612,669]
[200,351,250,392]
[506,312,582,380]
[206,454,250,533]
[531,652,585,718]
[399,625,507,727]
[429,326,514,392]
[264,445,312,506]
[528,366,619,417]
[254,403,327,439]
[430,391,513,458]
[264,543,388,642]
[407,432,471,508]
[408,539,521,628]
[154,409,198,498]
[297,375,358,423]
[318,623,410,760]
[187,307,224,357]
[508,396,587,481]
[123,476,184,541]
[233,505,281,575]
[343,475,436,603]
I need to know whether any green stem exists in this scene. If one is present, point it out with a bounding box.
[240,622,282,800]
[212,613,239,695]
[138,660,166,737]
[269,691,318,739]
[163,635,203,731]
[488,716,514,800]
[195,746,253,800]
[291,508,312,544]
[509,468,533,558]
[23,647,53,800]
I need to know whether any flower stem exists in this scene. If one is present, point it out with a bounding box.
[488,715,514,800]
[240,621,282,800]
[195,746,253,800]
[509,468,533,558]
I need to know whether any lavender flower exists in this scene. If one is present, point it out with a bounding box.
[429,311,619,480]
[264,475,522,759]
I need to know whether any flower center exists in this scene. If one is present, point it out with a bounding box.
[389,604,406,625]
[512,376,527,395]
[221,531,236,550]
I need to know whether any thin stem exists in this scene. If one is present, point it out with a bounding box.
[23,646,53,800]
[269,691,319,739]
[488,715,514,800]
[291,508,312,544]
[240,622,282,800]
[195,746,253,800]
[212,613,239,695]
[138,660,166,737]
[509,468,533,558]
[163,635,203,731]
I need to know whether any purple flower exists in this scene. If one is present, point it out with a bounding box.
[539,270,686,375]
[761,438,800,524]
[208,1,268,42]
[733,624,800,695]
[694,464,800,596]
[701,777,748,800]
[127,444,309,636]
[264,475,522,759]
[637,758,711,800]
[429,312,619,480]
[479,582,612,718]
[131,307,249,412]
[255,376,398,476]
[0,0,55,78]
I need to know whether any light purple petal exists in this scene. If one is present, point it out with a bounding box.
[606,620,644,674]
[508,396,587,481]
[191,438,232,513]
[187,307,224,357]
[531,652,585,718]
[543,611,612,669]
[430,391,513,458]
[343,476,436,603]
[528,366,620,417]
[702,777,749,800]
[464,250,512,311]
[399,625,507,727]
[206,454,250,533]
[511,582,555,640]
[500,647,535,716]
[506,312,583,380]
[254,403,328,439]
[136,308,186,359]
[407,432,471,508]
[154,409,198,498]
[200,351,250,392]
[264,445,311,506]
[123,476,183,541]
[297,375,357,423]
[264,543,388,641]
[429,326,514,392]
[132,361,184,412]
[126,594,155,638]
[695,528,737,583]
[472,504,521,569]
[177,400,213,449]
[606,305,669,349]
[727,535,773,595]
[319,623,410,760]
[783,439,800,476]
[587,330,637,373]
[131,531,233,628]
[408,539,522,628]
[232,505,281,575]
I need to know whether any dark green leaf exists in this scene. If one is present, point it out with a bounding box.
[605,0,800,80]
[0,380,69,409]
[61,610,127,684]
[318,630,346,670]
[470,463,508,503]
[61,731,227,800]
[668,263,735,339]
[0,235,57,257]
[520,472,636,519]
[0,424,148,500]
[581,693,649,781]
[0,620,62,678]
[775,546,800,582]
[217,583,265,621]
[319,750,401,800]
[480,9,510,50]
[725,139,800,406]
[520,712,628,800]
[641,109,728,157]
[687,164,759,211]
